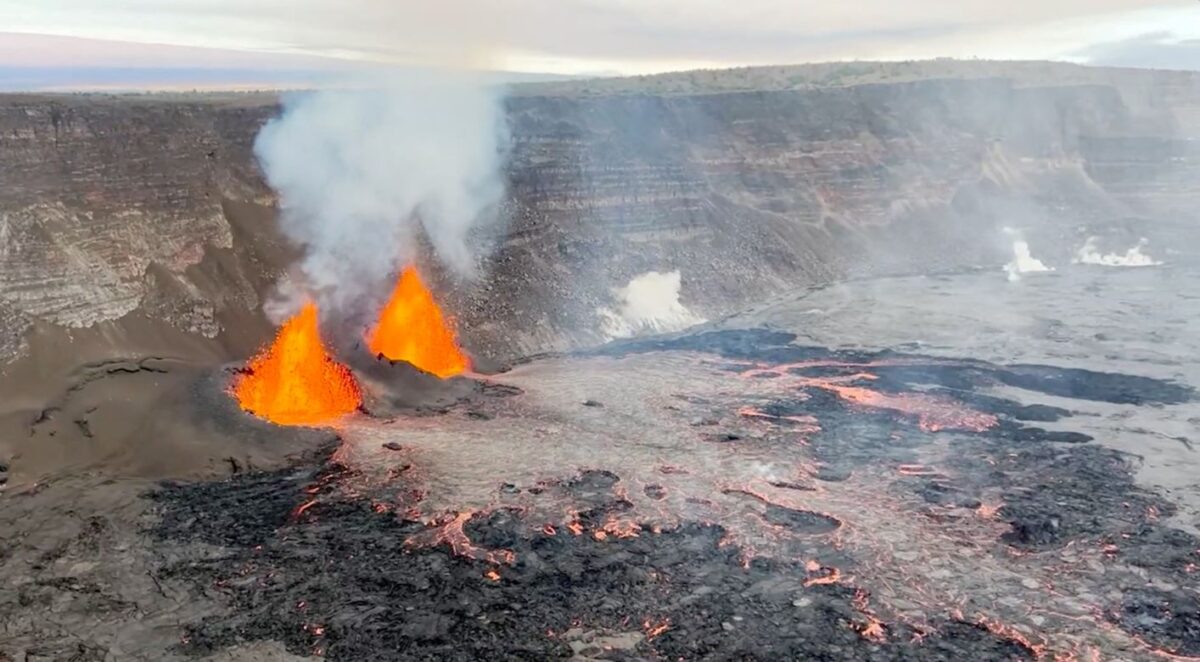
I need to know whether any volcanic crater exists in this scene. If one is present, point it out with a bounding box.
[4,63,1200,661]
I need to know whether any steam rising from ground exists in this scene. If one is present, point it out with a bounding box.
[1002,229,1053,282]
[254,72,508,319]
[1074,237,1163,267]
[598,270,704,339]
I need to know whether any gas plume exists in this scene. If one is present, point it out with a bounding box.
[1073,237,1163,267]
[254,71,509,320]
[1001,228,1053,282]
[598,270,705,339]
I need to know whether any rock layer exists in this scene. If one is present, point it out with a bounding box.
[1,63,1198,367]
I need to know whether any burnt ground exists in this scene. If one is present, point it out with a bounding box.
[116,329,1200,661]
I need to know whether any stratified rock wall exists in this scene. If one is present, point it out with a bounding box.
[463,75,1200,357]
[1,65,1198,365]
[0,96,271,341]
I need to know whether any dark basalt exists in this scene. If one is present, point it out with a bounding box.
[152,464,1047,661]
[593,329,1196,406]
[761,505,842,534]
[144,331,1200,660]
[1112,590,1200,657]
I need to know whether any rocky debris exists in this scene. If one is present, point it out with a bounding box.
[0,302,31,365]
[815,465,853,482]
[977,444,1178,551]
[1113,589,1200,657]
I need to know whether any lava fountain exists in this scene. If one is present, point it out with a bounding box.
[233,302,362,426]
[367,265,470,378]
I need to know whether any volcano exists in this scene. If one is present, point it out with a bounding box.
[3,63,1200,662]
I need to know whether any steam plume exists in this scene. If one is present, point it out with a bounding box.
[1073,237,1163,267]
[254,71,509,319]
[598,270,705,339]
[1001,228,1053,282]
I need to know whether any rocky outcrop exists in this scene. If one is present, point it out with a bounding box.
[1,64,1198,366]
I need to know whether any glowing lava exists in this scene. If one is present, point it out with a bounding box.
[367,266,470,378]
[233,303,362,426]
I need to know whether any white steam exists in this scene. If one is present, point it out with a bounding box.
[598,270,705,339]
[254,72,508,318]
[1073,237,1163,267]
[1001,228,1053,282]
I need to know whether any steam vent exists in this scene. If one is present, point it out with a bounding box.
[3,59,1200,662]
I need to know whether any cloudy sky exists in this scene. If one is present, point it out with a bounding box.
[1,1,1198,88]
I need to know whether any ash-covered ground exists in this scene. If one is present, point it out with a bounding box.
[3,264,1200,661]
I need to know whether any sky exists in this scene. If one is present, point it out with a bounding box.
[1,1,1198,89]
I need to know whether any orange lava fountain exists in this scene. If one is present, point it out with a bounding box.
[366,265,470,378]
[233,302,362,426]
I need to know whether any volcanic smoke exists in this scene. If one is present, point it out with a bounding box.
[233,303,362,426]
[253,73,508,320]
[367,266,470,378]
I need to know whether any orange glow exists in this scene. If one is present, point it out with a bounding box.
[803,562,843,586]
[643,618,671,640]
[976,502,1002,519]
[403,511,516,566]
[367,265,469,378]
[233,303,362,426]
[858,620,887,642]
[897,464,940,476]
[967,613,1047,658]
[293,499,319,518]
[852,589,887,643]
[601,517,643,539]
[740,364,999,432]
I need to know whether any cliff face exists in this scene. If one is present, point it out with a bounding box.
[467,74,1200,356]
[1,66,1199,367]
[0,96,270,342]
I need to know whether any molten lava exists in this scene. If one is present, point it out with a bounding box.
[367,266,469,378]
[233,303,362,426]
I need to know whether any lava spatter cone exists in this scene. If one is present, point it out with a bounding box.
[233,302,362,426]
[367,265,470,378]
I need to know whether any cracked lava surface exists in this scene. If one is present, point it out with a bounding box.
[4,266,1200,661]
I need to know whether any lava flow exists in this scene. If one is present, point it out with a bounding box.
[742,364,998,432]
[233,302,362,426]
[367,265,470,378]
